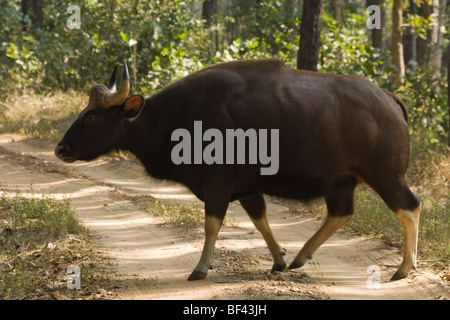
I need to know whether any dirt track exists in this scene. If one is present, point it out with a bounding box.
[0,133,448,300]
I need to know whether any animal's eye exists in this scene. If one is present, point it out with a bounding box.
[84,114,97,126]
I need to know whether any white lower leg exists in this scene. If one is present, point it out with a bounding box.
[392,206,421,280]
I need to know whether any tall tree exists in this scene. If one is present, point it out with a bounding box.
[21,0,43,28]
[417,0,447,75]
[403,0,417,66]
[367,0,386,53]
[392,0,405,85]
[417,1,431,67]
[331,0,342,24]
[33,0,43,27]
[297,0,323,71]
[432,0,447,74]
[202,0,217,26]
[202,0,218,54]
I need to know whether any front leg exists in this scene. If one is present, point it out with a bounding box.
[188,215,225,281]
[187,172,233,281]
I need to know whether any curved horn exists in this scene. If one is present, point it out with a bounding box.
[108,64,119,91]
[105,62,130,107]
[87,63,130,110]
[123,62,129,84]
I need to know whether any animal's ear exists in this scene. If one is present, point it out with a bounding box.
[122,95,145,118]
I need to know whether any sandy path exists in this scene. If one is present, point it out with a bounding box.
[0,133,447,300]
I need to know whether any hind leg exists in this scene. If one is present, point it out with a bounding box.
[289,177,357,269]
[239,194,287,272]
[391,206,421,280]
[289,214,352,269]
[370,178,421,280]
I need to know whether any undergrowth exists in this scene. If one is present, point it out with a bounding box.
[0,190,107,300]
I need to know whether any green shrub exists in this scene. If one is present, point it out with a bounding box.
[2,192,84,240]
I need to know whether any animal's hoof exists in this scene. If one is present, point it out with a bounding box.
[271,264,287,273]
[288,261,304,270]
[268,271,285,280]
[188,270,207,281]
[390,271,408,281]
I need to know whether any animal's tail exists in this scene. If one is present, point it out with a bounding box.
[383,89,408,123]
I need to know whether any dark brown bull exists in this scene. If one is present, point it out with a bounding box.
[55,59,420,281]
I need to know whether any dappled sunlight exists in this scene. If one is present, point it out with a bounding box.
[83,212,155,228]
[28,178,81,188]
[151,193,198,201]
[71,159,110,168]
[62,186,113,199]
[28,151,54,157]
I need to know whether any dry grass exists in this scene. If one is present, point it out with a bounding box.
[139,198,205,229]
[0,189,110,300]
[407,147,450,260]
[0,91,87,141]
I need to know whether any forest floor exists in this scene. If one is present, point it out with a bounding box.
[0,133,448,300]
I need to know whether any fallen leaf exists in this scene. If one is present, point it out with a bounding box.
[52,291,71,300]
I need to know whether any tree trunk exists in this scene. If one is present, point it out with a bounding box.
[367,0,385,53]
[32,0,43,27]
[403,0,417,67]
[392,0,405,85]
[21,0,43,28]
[417,0,446,75]
[433,0,447,74]
[202,0,217,26]
[297,0,323,71]
[418,1,438,70]
[443,44,450,78]
[331,0,341,24]
[202,0,218,54]
[417,2,431,67]
[21,0,29,30]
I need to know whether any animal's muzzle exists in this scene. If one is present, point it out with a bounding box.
[55,142,76,163]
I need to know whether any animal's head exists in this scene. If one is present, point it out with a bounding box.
[55,63,145,163]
